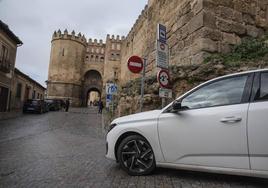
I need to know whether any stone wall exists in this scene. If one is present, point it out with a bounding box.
[120,0,268,85]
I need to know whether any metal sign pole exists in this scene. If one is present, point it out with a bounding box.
[140,58,146,112]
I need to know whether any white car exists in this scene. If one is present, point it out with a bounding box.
[106,69,268,178]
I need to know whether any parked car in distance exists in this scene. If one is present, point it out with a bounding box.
[106,69,268,178]
[57,99,66,109]
[23,99,47,114]
[45,99,60,111]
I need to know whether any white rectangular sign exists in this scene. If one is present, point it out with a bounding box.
[159,88,172,98]
[156,40,169,69]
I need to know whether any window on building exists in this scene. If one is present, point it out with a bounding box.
[1,45,9,64]
[91,48,94,53]
[96,48,99,53]
[117,44,121,50]
[40,94,43,99]
[32,90,36,99]
[100,57,104,62]
[86,56,89,60]
[37,93,40,99]
[16,83,22,98]
[62,48,65,56]
[96,56,99,61]
[101,48,104,54]
[111,43,115,50]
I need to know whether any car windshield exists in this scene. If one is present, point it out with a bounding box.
[27,100,39,105]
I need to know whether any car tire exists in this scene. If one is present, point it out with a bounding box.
[117,135,156,176]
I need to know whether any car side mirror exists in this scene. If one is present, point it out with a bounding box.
[171,101,182,112]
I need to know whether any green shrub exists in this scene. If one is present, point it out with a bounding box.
[204,35,268,66]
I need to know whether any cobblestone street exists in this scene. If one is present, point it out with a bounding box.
[0,108,267,188]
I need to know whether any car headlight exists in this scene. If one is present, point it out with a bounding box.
[107,123,117,133]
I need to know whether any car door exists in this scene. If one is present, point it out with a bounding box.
[158,73,253,169]
[248,71,268,171]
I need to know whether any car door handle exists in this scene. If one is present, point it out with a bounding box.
[220,117,242,123]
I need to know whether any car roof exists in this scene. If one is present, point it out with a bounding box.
[208,68,268,82]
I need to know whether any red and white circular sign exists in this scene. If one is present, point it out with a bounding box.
[157,69,170,88]
[127,56,143,74]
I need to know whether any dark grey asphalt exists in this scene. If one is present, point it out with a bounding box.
[0,108,267,188]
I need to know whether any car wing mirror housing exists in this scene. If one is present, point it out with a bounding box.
[171,101,182,112]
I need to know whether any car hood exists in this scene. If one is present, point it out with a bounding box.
[111,110,162,125]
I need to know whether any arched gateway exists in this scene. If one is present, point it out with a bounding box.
[82,70,103,107]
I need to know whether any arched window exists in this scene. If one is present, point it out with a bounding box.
[100,57,104,62]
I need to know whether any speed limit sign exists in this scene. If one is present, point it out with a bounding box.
[157,69,170,88]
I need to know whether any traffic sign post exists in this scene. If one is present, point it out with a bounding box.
[156,24,171,108]
[140,58,146,112]
[106,83,117,113]
[127,55,146,112]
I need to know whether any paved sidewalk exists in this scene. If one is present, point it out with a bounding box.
[0,108,267,188]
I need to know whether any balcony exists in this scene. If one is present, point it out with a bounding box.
[0,60,11,73]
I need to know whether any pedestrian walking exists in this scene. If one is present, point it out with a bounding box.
[65,98,70,112]
[98,100,104,114]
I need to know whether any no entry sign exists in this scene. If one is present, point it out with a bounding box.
[127,56,143,74]
[157,69,170,88]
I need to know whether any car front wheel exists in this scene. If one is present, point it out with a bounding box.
[117,135,156,176]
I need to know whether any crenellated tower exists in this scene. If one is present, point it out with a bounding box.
[103,34,125,84]
[47,29,87,106]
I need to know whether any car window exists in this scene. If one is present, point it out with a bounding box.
[257,72,268,101]
[181,75,248,109]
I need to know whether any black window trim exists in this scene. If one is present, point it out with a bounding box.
[165,73,254,113]
[251,71,268,103]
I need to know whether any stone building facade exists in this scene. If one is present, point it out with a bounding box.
[10,68,46,111]
[0,20,22,112]
[47,0,268,107]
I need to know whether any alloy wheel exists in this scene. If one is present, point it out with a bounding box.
[118,136,155,175]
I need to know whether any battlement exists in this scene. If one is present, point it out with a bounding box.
[106,34,125,42]
[88,38,105,46]
[126,5,148,39]
[52,29,87,45]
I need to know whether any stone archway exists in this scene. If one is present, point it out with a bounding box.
[82,70,103,107]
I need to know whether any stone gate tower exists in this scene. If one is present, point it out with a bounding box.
[47,29,87,106]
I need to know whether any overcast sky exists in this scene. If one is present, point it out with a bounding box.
[0,0,147,87]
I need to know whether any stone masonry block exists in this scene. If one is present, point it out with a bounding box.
[203,0,234,9]
[243,14,255,25]
[246,25,264,37]
[191,38,218,55]
[203,10,216,29]
[188,11,204,34]
[217,18,246,35]
[222,32,241,45]
[193,27,222,41]
[216,6,243,23]
[234,0,257,16]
